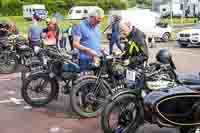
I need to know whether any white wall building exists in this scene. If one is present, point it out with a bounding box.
[152,0,200,17]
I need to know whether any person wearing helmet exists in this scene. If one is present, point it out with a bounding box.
[119,21,149,66]
[28,13,43,50]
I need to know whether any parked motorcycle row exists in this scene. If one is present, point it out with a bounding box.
[1,32,200,133]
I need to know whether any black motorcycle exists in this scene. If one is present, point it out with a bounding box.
[70,53,126,118]
[100,82,200,133]
[70,50,178,118]
[0,33,45,75]
[100,49,200,133]
[0,34,19,73]
[21,49,93,107]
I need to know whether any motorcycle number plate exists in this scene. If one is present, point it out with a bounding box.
[43,56,47,65]
[126,70,136,81]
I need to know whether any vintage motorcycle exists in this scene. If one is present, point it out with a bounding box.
[0,33,44,75]
[21,48,97,107]
[100,49,200,133]
[70,50,178,118]
[100,83,200,133]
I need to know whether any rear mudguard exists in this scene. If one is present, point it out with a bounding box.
[73,75,112,91]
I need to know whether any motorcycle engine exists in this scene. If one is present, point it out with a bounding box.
[112,63,125,80]
[146,72,176,90]
[146,80,175,90]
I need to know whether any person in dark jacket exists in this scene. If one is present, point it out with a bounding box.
[119,21,149,66]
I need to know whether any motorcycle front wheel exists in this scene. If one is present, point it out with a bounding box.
[100,94,144,133]
[21,73,59,107]
[70,78,112,118]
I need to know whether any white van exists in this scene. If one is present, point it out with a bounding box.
[68,6,101,20]
[107,9,172,42]
[23,4,48,20]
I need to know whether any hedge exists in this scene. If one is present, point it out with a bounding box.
[0,0,128,16]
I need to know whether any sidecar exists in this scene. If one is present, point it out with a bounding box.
[144,86,200,128]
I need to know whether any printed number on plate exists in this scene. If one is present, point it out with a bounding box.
[126,70,136,81]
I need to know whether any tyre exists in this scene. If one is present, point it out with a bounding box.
[70,78,112,118]
[162,33,171,42]
[21,73,59,107]
[179,43,188,48]
[21,66,31,84]
[100,94,143,133]
[0,52,17,74]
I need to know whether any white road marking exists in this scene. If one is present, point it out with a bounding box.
[23,106,32,110]
[10,98,23,105]
[0,73,21,81]
[49,127,61,133]
[0,97,46,104]
[0,79,12,81]
[0,98,23,104]
[0,100,12,104]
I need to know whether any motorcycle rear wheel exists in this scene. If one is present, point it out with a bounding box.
[21,73,59,107]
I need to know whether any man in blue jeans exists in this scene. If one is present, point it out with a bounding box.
[72,7,104,71]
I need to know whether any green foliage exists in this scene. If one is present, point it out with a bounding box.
[161,17,199,24]
[0,0,152,16]
[127,0,137,8]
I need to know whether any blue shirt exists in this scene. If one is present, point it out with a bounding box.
[73,19,101,60]
[28,22,43,42]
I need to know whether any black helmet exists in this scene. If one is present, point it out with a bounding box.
[156,48,172,64]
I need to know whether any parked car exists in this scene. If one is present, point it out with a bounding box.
[177,24,200,47]
[154,22,172,42]
[107,9,172,42]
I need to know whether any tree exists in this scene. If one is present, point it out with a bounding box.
[127,0,137,8]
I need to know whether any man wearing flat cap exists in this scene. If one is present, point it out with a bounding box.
[72,7,104,71]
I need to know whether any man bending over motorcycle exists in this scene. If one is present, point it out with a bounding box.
[119,21,149,67]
